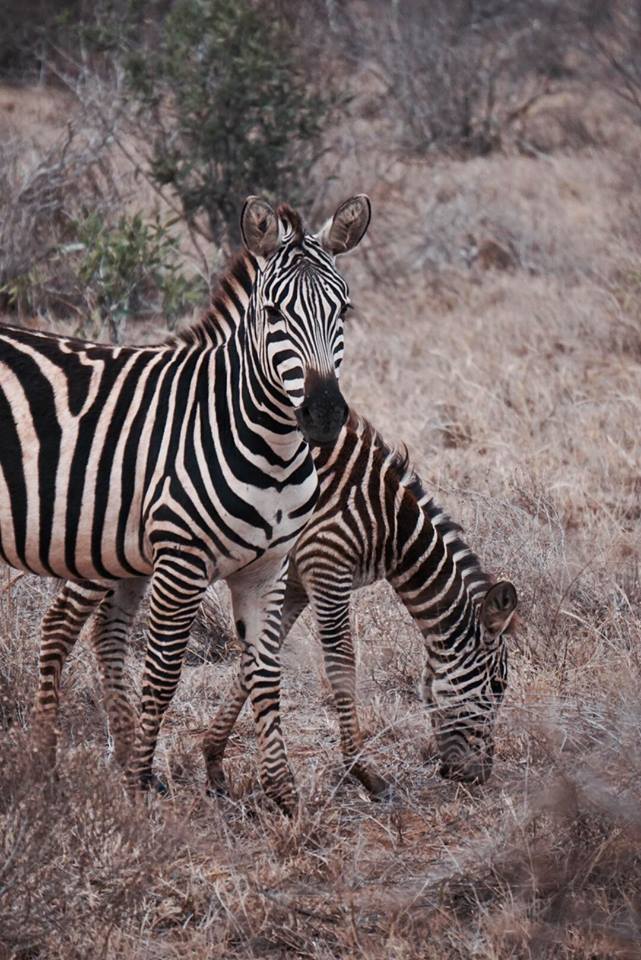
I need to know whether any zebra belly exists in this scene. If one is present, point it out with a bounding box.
[292,508,384,591]
[0,395,151,580]
[0,486,151,581]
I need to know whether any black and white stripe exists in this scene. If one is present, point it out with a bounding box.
[2,194,371,808]
[202,416,517,795]
[168,254,517,793]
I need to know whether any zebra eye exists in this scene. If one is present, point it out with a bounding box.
[340,303,353,319]
[265,305,282,322]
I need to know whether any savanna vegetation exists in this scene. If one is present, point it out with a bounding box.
[2,2,641,957]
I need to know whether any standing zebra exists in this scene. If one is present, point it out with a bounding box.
[202,413,517,796]
[0,194,371,809]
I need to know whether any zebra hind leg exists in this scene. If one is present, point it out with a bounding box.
[202,670,247,796]
[202,567,309,797]
[32,580,109,768]
[91,578,148,770]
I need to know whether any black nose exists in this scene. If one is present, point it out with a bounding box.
[296,372,348,445]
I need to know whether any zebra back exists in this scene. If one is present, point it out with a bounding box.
[294,411,491,625]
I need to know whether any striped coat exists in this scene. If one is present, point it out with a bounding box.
[1,195,371,809]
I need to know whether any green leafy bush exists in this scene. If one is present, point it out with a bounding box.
[72,212,203,341]
[0,165,203,342]
[125,0,334,246]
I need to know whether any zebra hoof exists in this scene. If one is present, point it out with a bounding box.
[369,779,396,803]
[263,778,298,816]
[126,770,170,797]
[29,733,58,774]
[268,795,297,817]
[205,764,229,799]
[205,780,230,800]
[149,774,170,797]
[351,764,391,800]
[420,739,439,764]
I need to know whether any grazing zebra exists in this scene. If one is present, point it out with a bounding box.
[201,413,518,797]
[0,194,371,809]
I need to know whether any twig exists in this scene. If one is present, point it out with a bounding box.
[1,572,25,594]
[45,49,214,280]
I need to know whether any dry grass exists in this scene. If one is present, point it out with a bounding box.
[2,77,641,959]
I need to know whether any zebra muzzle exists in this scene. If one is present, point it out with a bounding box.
[439,752,493,785]
[296,371,348,446]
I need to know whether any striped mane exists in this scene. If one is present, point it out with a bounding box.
[168,250,257,349]
[346,410,490,593]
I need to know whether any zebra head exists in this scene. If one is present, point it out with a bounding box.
[422,580,518,784]
[240,195,371,445]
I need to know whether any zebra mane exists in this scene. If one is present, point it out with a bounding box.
[277,203,304,245]
[168,250,257,349]
[347,410,490,593]
[345,409,428,504]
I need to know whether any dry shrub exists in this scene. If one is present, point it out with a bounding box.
[0,87,201,341]
[1,569,640,960]
[0,732,186,960]
[604,157,641,359]
[0,571,58,734]
[523,91,612,154]
[192,692,641,960]
[453,697,641,958]
[379,153,622,281]
[370,0,568,157]
[0,122,121,319]
[298,0,595,159]
[190,585,237,666]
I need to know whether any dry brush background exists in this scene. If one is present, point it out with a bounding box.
[1,4,641,958]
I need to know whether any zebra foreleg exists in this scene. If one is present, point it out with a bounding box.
[32,580,110,767]
[202,567,310,796]
[225,558,297,813]
[309,578,391,798]
[126,556,209,794]
[91,578,148,769]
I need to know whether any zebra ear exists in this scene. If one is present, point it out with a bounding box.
[480,581,518,636]
[317,194,371,256]
[240,197,282,259]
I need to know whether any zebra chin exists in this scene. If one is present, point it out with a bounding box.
[295,371,349,446]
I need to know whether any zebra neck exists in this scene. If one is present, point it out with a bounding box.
[176,251,257,349]
[218,324,306,457]
[389,504,488,657]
